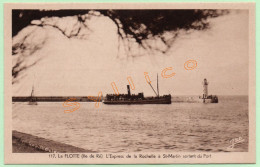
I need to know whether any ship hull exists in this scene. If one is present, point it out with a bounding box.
[103,98,171,105]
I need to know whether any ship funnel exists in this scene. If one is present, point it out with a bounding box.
[127,85,131,96]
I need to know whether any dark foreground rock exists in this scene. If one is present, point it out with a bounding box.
[12,130,95,153]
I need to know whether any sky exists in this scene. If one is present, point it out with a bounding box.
[12,10,249,96]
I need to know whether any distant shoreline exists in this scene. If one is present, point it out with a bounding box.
[12,95,247,103]
[12,96,98,102]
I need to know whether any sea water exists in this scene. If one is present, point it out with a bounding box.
[12,96,248,152]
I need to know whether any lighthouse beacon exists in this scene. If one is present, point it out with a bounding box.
[199,78,218,103]
[203,78,208,99]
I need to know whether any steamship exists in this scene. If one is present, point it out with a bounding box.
[103,74,171,105]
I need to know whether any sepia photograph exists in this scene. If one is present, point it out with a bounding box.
[4,2,255,164]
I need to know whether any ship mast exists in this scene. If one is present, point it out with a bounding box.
[146,73,159,97]
[31,74,36,98]
[148,82,158,97]
[157,73,159,97]
[31,85,34,98]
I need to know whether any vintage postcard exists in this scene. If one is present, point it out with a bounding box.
[4,2,255,164]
